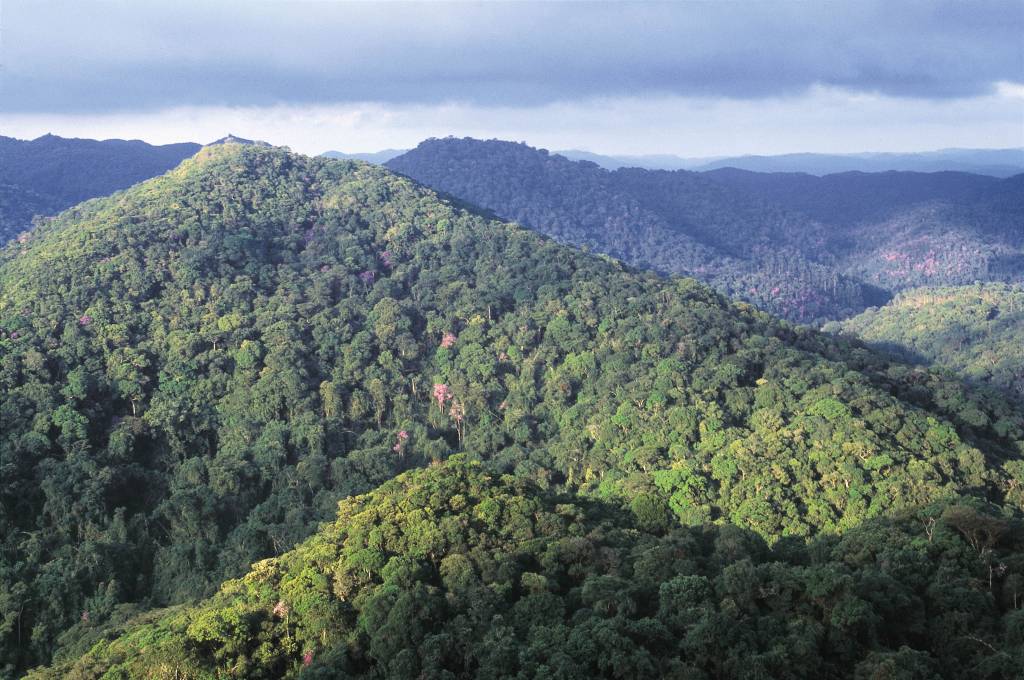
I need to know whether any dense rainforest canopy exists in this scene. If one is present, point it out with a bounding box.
[2,143,1023,677]
[387,138,1024,325]
[829,283,1024,400]
[27,458,1024,679]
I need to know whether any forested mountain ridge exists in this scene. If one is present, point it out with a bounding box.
[0,133,200,244]
[387,138,882,324]
[29,458,1024,679]
[703,168,1024,280]
[386,138,1023,324]
[828,284,1024,399]
[3,143,1024,675]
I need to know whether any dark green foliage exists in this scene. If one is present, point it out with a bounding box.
[0,184,60,245]
[386,138,1023,324]
[0,133,200,244]
[2,144,1023,675]
[27,459,1024,679]
[701,167,1006,226]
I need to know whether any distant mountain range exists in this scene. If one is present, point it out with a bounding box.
[5,133,1012,250]
[559,147,1024,177]
[321,148,407,163]
[322,145,1024,177]
[387,138,1023,324]
[0,133,201,243]
[556,149,704,171]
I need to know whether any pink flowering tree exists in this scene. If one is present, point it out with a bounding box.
[440,331,457,349]
[432,383,452,412]
[431,383,468,445]
[392,430,409,456]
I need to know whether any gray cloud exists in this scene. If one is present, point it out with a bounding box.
[1,0,1021,113]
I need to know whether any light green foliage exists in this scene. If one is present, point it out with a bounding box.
[27,460,1024,679]
[829,284,1024,400]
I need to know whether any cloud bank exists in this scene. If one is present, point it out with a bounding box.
[2,0,1021,114]
[1,1,1020,155]
[1,86,1021,157]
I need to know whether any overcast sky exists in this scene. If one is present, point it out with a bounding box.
[0,0,1021,156]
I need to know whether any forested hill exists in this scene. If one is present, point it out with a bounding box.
[828,284,1024,399]
[0,133,200,244]
[3,143,1024,675]
[386,138,1024,324]
[30,458,1024,679]
[700,167,1003,225]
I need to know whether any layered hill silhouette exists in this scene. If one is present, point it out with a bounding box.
[333,146,1024,176]
[3,144,1023,675]
[322,149,407,164]
[0,134,200,244]
[691,147,1024,176]
[387,138,1024,324]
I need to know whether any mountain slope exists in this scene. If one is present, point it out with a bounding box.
[0,134,200,243]
[387,138,884,323]
[28,458,1024,679]
[703,169,1024,292]
[828,284,1024,399]
[2,143,1024,673]
[700,168,1001,226]
[386,138,1024,323]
